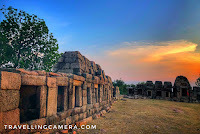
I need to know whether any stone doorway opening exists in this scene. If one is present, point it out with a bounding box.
[57,86,65,112]
[147,91,152,96]
[182,88,187,96]
[19,86,40,123]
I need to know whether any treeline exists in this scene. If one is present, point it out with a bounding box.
[113,79,146,95]
[114,77,200,95]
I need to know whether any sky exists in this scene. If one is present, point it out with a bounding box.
[1,0,200,86]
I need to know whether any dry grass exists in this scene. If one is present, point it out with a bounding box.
[79,99,200,134]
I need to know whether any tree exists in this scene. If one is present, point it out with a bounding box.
[113,79,128,95]
[0,6,61,71]
[195,77,200,87]
[136,82,146,86]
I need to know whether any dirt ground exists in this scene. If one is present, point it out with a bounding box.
[79,98,200,134]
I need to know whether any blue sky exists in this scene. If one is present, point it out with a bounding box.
[1,0,200,85]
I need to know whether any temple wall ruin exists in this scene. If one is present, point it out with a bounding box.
[0,51,120,134]
[127,76,200,103]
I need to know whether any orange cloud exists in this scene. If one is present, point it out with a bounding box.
[91,40,200,86]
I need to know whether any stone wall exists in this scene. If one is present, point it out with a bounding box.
[0,51,120,134]
[127,76,200,103]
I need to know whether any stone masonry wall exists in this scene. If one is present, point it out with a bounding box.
[0,51,120,134]
[127,76,200,103]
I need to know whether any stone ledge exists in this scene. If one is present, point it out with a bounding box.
[21,74,46,86]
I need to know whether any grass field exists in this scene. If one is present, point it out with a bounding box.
[79,98,200,134]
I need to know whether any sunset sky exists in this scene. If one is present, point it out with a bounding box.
[1,0,200,86]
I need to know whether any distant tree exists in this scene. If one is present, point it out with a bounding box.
[0,6,61,71]
[113,79,128,95]
[130,84,136,88]
[136,82,146,86]
[195,77,200,87]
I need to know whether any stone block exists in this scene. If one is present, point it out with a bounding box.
[62,63,70,69]
[76,120,87,127]
[71,115,79,123]
[69,85,75,109]
[72,107,81,116]
[86,104,93,110]
[87,83,91,88]
[0,90,19,112]
[57,111,68,121]
[64,57,77,63]
[37,86,47,118]
[69,74,85,82]
[84,116,93,123]
[0,71,21,90]
[82,81,87,90]
[46,115,60,125]
[82,89,87,97]
[78,113,84,120]
[35,70,47,76]
[66,116,72,125]
[93,103,99,108]
[59,69,73,74]
[0,108,20,132]
[86,78,93,83]
[28,118,46,125]
[47,87,57,117]
[63,86,68,111]
[58,57,64,62]
[83,112,87,119]
[47,77,57,88]
[57,109,72,121]
[71,63,81,69]
[82,96,87,106]
[80,105,87,113]
[82,73,93,79]
[57,77,69,86]
[56,119,66,126]
[75,86,82,107]
[21,75,46,86]
[17,69,39,75]
[87,88,92,104]
[73,80,82,87]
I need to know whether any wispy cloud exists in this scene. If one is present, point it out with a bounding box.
[90,40,200,86]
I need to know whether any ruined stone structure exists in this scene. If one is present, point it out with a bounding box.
[0,51,120,134]
[173,76,191,102]
[127,76,200,103]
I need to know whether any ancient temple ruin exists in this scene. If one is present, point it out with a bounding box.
[127,76,200,103]
[0,51,120,134]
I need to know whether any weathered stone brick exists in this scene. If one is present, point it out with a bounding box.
[71,115,79,123]
[28,118,46,125]
[47,77,57,88]
[69,86,75,109]
[46,115,60,125]
[37,86,47,118]
[78,113,84,120]
[80,105,87,113]
[0,71,21,90]
[75,86,82,107]
[65,116,72,125]
[47,87,57,117]
[82,96,87,106]
[21,75,46,86]
[72,107,81,116]
[0,90,19,112]
[57,77,68,86]
[0,108,20,132]
[73,80,82,87]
